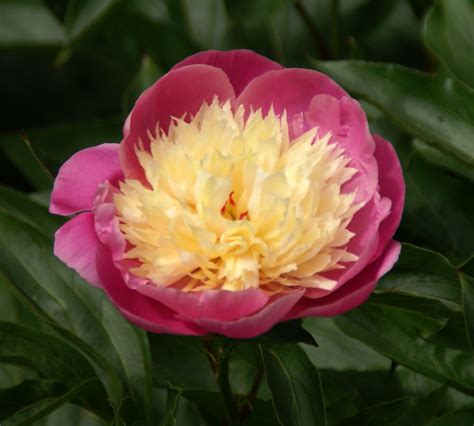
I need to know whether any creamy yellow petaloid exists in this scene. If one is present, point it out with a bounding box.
[114,99,360,292]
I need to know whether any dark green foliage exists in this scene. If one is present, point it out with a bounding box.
[1,0,473,424]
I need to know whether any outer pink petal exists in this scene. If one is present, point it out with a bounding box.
[306,192,391,299]
[372,135,405,259]
[306,95,378,204]
[171,49,283,96]
[286,241,401,318]
[96,245,205,335]
[236,68,347,132]
[137,285,269,322]
[120,64,236,182]
[194,290,305,338]
[54,212,101,287]
[50,144,123,216]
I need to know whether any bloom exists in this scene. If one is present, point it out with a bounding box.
[50,50,405,338]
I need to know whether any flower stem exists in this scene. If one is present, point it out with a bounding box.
[203,336,239,425]
[239,344,265,422]
[217,345,239,426]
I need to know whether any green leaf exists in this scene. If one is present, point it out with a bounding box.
[249,319,318,347]
[413,139,474,184]
[0,116,122,173]
[159,385,182,426]
[1,380,63,420]
[0,212,153,422]
[181,0,230,49]
[0,0,65,48]
[335,304,474,394]
[31,403,107,426]
[0,322,111,422]
[0,135,53,190]
[343,387,445,426]
[0,185,64,240]
[313,60,474,167]
[427,409,474,426]
[424,0,474,89]
[2,378,107,426]
[373,244,463,316]
[149,334,217,391]
[123,55,163,115]
[303,317,389,371]
[460,273,474,349]
[262,344,327,426]
[64,0,118,42]
[400,156,474,266]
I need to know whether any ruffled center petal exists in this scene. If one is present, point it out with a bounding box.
[113,100,362,292]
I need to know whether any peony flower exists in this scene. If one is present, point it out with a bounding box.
[50,50,405,338]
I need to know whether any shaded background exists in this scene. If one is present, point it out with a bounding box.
[1,0,474,425]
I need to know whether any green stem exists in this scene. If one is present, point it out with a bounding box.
[240,344,265,422]
[203,337,239,425]
[217,344,238,426]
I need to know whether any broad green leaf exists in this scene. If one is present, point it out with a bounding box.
[413,139,474,184]
[228,344,271,400]
[123,55,163,115]
[0,116,122,173]
[64,0,118,42]
[181,0,230,49]
[0,322,111,422]
[148,334,217,391]
[0,185,64,240]
[424,0,474,89]
[0,212,152,422]
[262,344,327,426]
[0,135,53,190]
[128,0,170,25]
[427,409,474,426]
[1,380,63,421]
[343,387,445,425]
[400,156,474,266]
[336,304,474,393]
[303,317,389,371]
[33,403,107,426]
[159,385,182,426]
[2,378,106,426]
[313,60,474,167]
[373,244,462,316]
[28,190,52,208]
[246,319,318,347]
[0,0,65,48]
[460,273,474,348]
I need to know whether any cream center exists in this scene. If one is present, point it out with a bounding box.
[114,100,360,292]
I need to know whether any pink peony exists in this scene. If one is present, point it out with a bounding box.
[50,50,405,338]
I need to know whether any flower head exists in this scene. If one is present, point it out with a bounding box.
[51,50,405,338]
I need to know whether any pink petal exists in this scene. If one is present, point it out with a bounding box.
[194,290,304,338]
[237,68,347,134]
[372,135,405,259]
[286,241,401,318]
[92,183,126,262]
[96,245,205,335]
[137,285,269,321]
[305,192,391,299]
[50,144,123,216]
[306,95,378,205]
[54,212,101,287]
[120,64,236,182]
[171,49,283,96]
